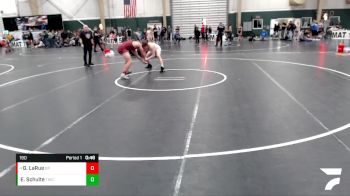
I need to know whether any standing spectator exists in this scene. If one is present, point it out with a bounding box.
[194,25,200,44]
[208,26,213,40]
[273,23,280,37]
[205,25,209,41]
[134,27,142,41]
[216,22,225,46]
[142,28,147,40]
[237,26,243,41]
[53,30,61,48]
[126,27,132,40]
[286,21,295,40]
[47,31,55,48]
[167,25,172,40]
[80,25,94,66]
[121,27,126,40]
[153,25,158,42]
[290,21,296,39]
[43,31,49,47]
[160,27,166,43]
[74,30,81,46]
[157,26,161,40]
[226,25,233,45]
[146,27,154,42]
[201,25,205,40]
[22,31,29,47]
[281,22,287,40]
[93,27,104,52]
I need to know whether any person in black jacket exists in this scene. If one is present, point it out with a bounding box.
[194,25,200,44]
[153,25,158,42]
[80,25,94,66]
[93,27,104,52]
[216,22,225,46]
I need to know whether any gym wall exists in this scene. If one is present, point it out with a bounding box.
[2,0,350,33]
[227,0,350,34]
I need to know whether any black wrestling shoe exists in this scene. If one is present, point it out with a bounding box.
[145,63,152,70]
[160,67,165,73]
[89,63,94,66]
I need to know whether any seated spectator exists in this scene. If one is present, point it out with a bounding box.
[311,21,319,36]
[173,26,181,44]
[260,30,268,41]
[109,31,116,40]
[299,29,313,42]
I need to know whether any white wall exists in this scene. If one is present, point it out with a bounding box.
[4,0,170,20]
[172,0,228,37]
[241,0,318,12]
[228,0,236,13]
[323,0,350,9]
[229,0,350,13]
[0,0,18,17]
[105,0,170,19]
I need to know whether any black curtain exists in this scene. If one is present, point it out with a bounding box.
[2,17,18,31]
[47,14,63,30]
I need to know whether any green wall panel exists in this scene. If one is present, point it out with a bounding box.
[323,9,350,29]
[241,9,317,35]
[228,13,237,33]
[63,19,100,31]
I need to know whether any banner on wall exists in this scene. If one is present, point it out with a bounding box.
[332,30,350,39]
[16,15,48,31]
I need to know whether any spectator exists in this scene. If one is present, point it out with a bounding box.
[80,25,94,66]
[273,23,280,37]
[311,20,319,37]
[216,22,225,47]
[201,25,205,40]
[281,22,287,40]
[61,30,69,46]
[287,21,296,40]
[300,29,312,42]
[205,25,209,41]
[28,30,33,48]
[93,26,104,52]
[160,27,167,43]
[208,26,213,40]
[174,26,181,44]
[167,25,172,40]
[43,31,49,47]
[194,25,200,44]
[153,25,158,42]
[226,25,233,45]
[126,27,132,40]
[146,27,154,42]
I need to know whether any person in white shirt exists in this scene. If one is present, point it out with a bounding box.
[141,40,165,73]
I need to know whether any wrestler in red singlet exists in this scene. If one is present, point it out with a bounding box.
[117,40,146,80]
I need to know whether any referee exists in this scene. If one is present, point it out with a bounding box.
[80,25,94,66]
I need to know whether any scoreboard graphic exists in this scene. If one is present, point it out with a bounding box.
[16,154,99,186]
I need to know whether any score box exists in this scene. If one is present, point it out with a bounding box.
[16,154,99,186]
